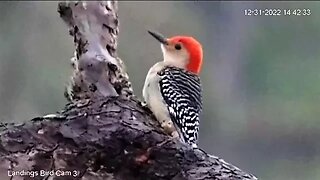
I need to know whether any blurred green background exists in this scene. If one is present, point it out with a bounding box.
[1,1,320,179]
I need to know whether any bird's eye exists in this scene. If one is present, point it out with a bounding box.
[175,44,182,50]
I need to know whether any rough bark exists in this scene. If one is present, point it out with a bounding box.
[0,1,257,180]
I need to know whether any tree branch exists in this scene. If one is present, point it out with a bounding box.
[59,1,133,101]
[0,1,257,180]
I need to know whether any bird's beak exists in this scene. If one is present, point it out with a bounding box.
[148,30,169,45]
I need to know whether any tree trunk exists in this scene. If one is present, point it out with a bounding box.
[0,1,257,180]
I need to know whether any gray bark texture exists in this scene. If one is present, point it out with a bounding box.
[0,1,258,180]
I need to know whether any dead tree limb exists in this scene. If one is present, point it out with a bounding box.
[0,1,257,180]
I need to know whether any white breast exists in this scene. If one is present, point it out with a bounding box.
[142,62,175,134]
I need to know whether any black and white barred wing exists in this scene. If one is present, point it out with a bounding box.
[158,67,202,147]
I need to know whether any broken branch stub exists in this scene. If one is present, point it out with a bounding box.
[58,1,133,101]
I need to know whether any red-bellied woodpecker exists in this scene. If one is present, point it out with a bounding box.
[143,31,203,148]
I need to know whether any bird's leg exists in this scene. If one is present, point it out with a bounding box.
[156,131,180,148]
[161,120,175,135]
[171,131,179,139]
[156,120,180,147]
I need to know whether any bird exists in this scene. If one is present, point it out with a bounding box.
[143,30,203,148]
